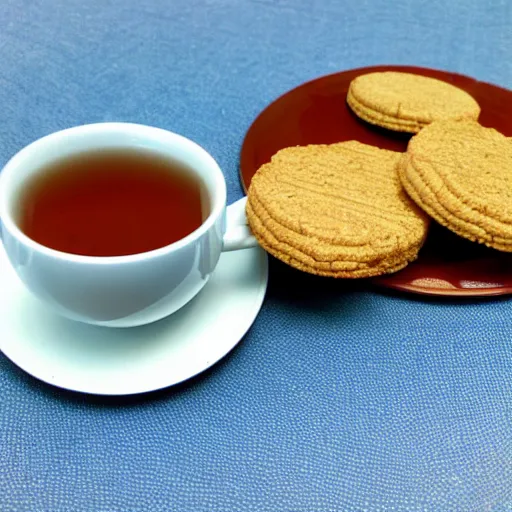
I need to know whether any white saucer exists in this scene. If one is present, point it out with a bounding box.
[0,243,268,395]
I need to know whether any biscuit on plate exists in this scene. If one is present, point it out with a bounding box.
[246,141,430,278]
[347,71,481,133]
[399,120,512,251]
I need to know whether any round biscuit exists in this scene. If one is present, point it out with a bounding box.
[246,141,430,278]
[399,120,512,251]
[347,71,481,133]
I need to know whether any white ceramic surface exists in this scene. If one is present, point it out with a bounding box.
[0,123,257,327]
[0,242,268,395]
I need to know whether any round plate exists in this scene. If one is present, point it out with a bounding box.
[240,65,512,297]
[0,243,268,395]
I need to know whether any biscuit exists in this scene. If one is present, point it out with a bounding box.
[399,120,512,252]
[347,71,481,133]
[246,141,430,278]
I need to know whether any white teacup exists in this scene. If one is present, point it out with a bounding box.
[0,123,258,327]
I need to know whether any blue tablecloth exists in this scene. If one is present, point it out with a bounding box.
[1,1,511,510]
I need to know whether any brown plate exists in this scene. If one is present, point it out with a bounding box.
[239,65,512,297]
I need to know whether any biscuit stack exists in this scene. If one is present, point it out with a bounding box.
[246,71,512,278]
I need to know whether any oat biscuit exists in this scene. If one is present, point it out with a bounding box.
[399,120,512,251]
[347,71,481,133]
[246,141,430,278]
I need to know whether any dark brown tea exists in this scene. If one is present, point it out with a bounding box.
[17,149,206,257]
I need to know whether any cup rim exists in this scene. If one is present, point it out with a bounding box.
[0,122,227,264]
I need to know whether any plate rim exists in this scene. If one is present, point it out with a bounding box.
[372,280,512,298]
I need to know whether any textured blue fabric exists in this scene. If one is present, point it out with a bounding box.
[1,1,512,511]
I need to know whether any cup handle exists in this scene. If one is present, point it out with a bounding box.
[222,197,259,252]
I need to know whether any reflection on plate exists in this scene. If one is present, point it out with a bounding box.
[240,65,512,297]
[0,243,268,395]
